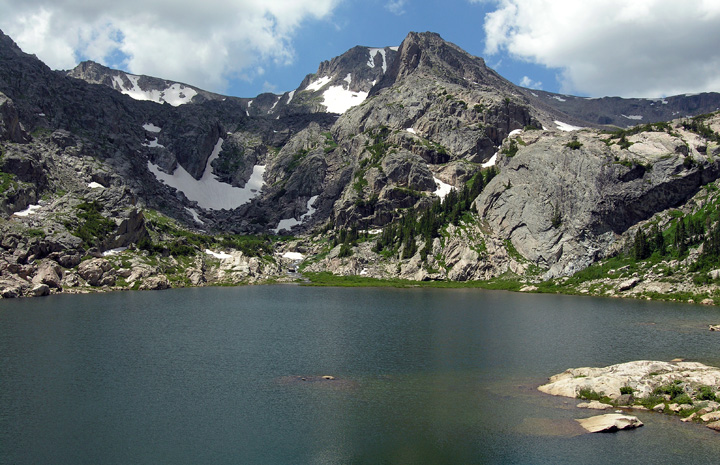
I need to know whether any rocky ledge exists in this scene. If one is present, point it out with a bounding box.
[539,360,720,432]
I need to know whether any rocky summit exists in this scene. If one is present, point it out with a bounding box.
[3,29,720,299]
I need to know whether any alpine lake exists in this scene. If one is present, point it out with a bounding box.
[2,284,720,464]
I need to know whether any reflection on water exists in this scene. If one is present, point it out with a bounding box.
[1,286,720,464]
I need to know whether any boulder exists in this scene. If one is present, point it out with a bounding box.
[30,283,50,297]
[614,394,634,406]
[32,260,62,289]
[707,421,720,432]
[576,414,643,433]
[78,258,113,286]
[700,411,720,422]
[577,401,613,410]
[139,275,170,291]
[0,277,28,298]
[618,277,641,292]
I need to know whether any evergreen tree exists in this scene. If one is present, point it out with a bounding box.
[633,228,650,260]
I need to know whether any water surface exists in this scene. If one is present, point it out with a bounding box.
[1,286,719,464]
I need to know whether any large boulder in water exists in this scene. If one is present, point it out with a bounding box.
[576,414,643,433]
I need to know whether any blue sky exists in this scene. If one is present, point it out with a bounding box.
[1,1,719,99]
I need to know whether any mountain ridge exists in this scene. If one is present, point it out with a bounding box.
[2,29,720,301]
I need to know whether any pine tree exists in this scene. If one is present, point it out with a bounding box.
[633,228,650,260]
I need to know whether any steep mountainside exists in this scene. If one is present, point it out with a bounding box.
[3,29,720,300]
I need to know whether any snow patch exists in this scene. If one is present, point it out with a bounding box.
[344,73,352,85]
[306,76,332,91]
[205,249,233,260]
[482,153,498,168]
[113,74,196,106]
[143,138,164,148]
[88,182,105,189]
[13,204,41,217]
[367,48,388,73]
[321,86,368,114]
[185,207,204,224]
[509,129,523,137]
[551,95,567,102]
[272,195,319,233]
[286,90,295,104]
[160,84,197,106]
[433,176,453,200]
[389,46,399,51]
[282,251,304,261]
[622,114,644,120]
[147,138,265,210]
[269,95,281,113]
[554,121,583,131]
[102,247,127,257]
[143,123,161,133]
[406,128,416,134]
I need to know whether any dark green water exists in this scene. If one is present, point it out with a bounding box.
[1,285,720,464]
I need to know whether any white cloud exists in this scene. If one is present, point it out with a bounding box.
[519,75,542,90]
[0,0,340,93]
[386,0,408,15]
[480,0,720,97]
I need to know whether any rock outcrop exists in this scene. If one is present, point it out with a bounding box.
[575,414,643,433]
[538,360,720,399]
[476,122,720,277]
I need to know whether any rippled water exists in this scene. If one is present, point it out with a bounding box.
[2,286,720,464]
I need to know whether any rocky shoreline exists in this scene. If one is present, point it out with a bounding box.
[539,360,720,433]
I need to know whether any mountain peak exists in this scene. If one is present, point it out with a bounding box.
[371,31,509,95]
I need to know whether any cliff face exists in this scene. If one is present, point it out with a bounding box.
[476,120,720,277]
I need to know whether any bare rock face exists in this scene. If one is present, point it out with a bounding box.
[476,124,720,277]
[0,92,28,142]
[576,414,643,433]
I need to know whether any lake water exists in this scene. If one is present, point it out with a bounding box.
[1,285,720,464]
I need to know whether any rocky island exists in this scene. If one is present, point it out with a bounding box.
[539,360,720,432]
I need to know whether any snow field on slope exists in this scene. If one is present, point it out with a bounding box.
[272,195,319,233]
[147,138,265,210]
[113,74,197,106]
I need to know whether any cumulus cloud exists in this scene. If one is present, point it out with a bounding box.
[479,0,720,97]
[386,0,408,15]
[0,0,340,93]
[519,76,542,90]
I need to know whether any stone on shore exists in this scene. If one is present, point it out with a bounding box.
[700,411,720,422]
[707,421,720,432]
[577,400,613,410]
[576,414,643,433]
